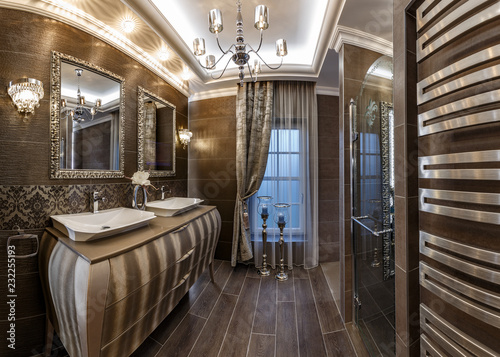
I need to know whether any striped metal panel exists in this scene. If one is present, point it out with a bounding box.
[419,150,500,180]
[420,262,500,329]
[417,0,500,61]
[416,0,500,354]
[419,188,500,224]
[417,44,500,103]
[420,304,499,357]
[418,89,500,126]
[416,0,455,31]
[418,109,500,137]
[421,334,449,356]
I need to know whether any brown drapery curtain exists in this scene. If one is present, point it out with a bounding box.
[231,81,273,266]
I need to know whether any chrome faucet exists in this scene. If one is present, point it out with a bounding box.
[161,185,171,200]
[91,191,106,213]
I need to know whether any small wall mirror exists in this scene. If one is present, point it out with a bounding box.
[137,87,176,177]
[50,51,125,179]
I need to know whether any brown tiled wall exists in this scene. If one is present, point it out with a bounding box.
[339,44,387,323]
[0,8,188,356]
[188,96,237,261]
[189,94,340,262]
[393,1,420,356]
[318,95,340,263]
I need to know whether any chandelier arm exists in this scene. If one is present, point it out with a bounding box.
[251,51,284,70]
[210,52,234,70]
[210,56,233,80]
[216,34,235,56]
[197,51,233,70]
[253,29,264,54]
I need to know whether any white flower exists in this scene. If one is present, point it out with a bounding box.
[130,171,151,186]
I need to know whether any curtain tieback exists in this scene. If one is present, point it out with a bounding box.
[237,191,257,230]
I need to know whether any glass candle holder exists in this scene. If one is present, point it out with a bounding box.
[258,196,272,217]
[273,203,290,281]
[257,196,273,276]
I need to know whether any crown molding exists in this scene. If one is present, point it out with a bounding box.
[330,25,393,57]
[0,0,191,97]
[316,86,339,96]
[190,84,340,103]
[310,0,347,75]
[189,87,238,102]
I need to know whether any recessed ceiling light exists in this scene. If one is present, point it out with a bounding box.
[181,68,191,81]
[120,17,137,33]
[158,47,170,61]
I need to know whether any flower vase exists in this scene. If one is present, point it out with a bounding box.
[133,185,148,210]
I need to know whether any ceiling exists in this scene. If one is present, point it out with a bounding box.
[1,0,393,99]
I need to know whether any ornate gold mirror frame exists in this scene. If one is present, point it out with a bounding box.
[137,86,176,177]
[50,51,125,179]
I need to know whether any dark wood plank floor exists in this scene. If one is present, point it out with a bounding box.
[129,260,358,357]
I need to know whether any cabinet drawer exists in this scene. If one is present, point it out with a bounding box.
[100,254,214,357]
[105,223,197,306]
[101,227,217,344]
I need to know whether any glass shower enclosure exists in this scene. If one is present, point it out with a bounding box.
[350,55,395,356]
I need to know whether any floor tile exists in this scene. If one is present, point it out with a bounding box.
[276,302,299,357]
[219,277,260,357]
[295,278,328,357]
[188,293,238,357]
[324,330,356,357]
[253,276,277,335]
[155,314,206,357]
[247,334,276,357]
[308,266,344,333]
[130,260,381,357]
[189,261,233,318]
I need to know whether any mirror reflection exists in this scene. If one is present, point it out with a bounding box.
[60,62,121,170]
[50,51,125,179]
[137,87,176,177]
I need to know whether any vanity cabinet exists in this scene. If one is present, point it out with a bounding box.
[39,206,221,357]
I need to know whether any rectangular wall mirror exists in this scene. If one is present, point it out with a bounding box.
[137,86,176,177]
[50,51,125,179]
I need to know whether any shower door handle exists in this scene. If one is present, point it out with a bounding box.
[351,216,393,237]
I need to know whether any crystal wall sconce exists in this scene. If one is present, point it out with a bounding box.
[178,128,193,149]
[7,78,44,118]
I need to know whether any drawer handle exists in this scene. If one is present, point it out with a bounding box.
[172,223,190,234]
[172,272,190,290]
[177,247,195,263]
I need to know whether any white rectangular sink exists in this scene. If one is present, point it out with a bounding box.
[146,197,204,217]
[51,207,156,242]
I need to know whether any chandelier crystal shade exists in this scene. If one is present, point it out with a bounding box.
[61,69,102,123]
[7,78,44,117]
[192,0,288,86]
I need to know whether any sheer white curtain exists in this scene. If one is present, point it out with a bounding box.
[251,81,319,269]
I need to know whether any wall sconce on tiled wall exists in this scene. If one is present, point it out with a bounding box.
[7,78,44,119]
[178,128,193,149]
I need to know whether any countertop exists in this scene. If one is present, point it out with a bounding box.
[45,205,217,263]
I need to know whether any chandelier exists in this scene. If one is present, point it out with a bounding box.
[192,0,288,86]
[61,69,101,123]
[7,78,44,117]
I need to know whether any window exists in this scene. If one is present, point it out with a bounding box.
[251,127,305,239]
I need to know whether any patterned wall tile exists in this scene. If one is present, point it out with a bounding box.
[0,182,187,231]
